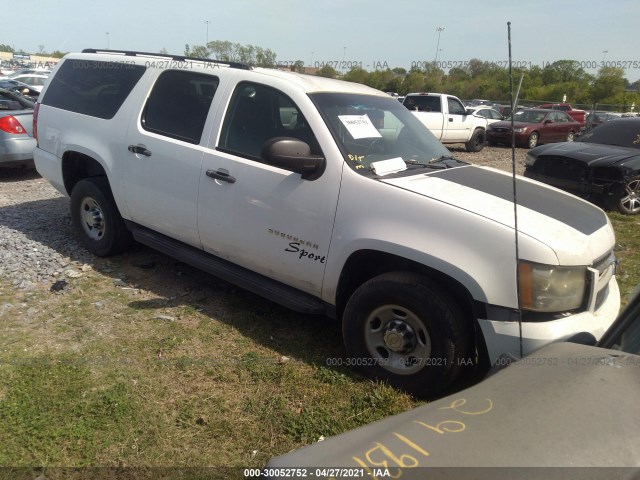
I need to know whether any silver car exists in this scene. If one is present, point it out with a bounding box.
[0,88,35,168]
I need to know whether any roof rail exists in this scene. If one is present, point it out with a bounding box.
[81,48,251,70]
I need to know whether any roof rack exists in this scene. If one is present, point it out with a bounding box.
[81,48,251,70]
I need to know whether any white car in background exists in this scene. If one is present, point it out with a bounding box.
[468,106,505,125]
[9,73,49,92]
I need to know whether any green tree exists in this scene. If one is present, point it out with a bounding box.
[591,67,627,104]
[316,65,338,78]
[0,44,14,53]
[343,66,369,84]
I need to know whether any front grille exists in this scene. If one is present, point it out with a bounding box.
[533,155,589,181]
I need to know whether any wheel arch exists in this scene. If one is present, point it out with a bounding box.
[335,249,483,325]
[62,150,108,196]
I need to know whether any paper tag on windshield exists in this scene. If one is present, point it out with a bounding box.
[370,157,407,176]
[338,115,382,139]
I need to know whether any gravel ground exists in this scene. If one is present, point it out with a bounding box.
[0,145,527,292]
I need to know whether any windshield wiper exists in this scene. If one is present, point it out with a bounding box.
[404,156,465,169]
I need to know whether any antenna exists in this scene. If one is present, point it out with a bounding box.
[508,22,524,359]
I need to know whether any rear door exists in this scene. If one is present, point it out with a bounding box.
[123,69,227,247]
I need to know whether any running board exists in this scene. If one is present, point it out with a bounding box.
[130,224,326,315]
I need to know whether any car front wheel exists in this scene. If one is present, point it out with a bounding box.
[617,176,640,215]
[527,132,539,149]
[566,131,575,142]
[70,177,132,256]
[342,272,470,398]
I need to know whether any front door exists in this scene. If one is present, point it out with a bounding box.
[197,81,342,295]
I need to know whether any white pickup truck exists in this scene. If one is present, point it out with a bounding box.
[403,92,488,152]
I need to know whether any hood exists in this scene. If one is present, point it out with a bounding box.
[533,141,639,167]
[381,165,612,264]
[268,342,640,470]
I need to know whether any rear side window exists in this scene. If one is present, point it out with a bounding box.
[142,71,219,144]
[40,59,146,119]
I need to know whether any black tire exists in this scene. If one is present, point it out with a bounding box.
[617,176,640,215]
[342,272,471,398]
[70,177,132,256]
[465,128,486,152]
[527,132,539,149]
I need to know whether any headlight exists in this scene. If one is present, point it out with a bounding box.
[524,153,536,166]
[513,127,525,133]
[518,261,587,312]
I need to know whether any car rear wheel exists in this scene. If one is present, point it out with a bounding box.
[617,176,640,215]
[527,132,539,149]
[342,272,470,398]
[70,177,132,256]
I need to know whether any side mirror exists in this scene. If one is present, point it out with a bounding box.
[544,119,553,124]
[261,137,326,181]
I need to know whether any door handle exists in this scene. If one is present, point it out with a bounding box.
[449,118,454,122]
[128,145,152,156]
[206,169,236,184]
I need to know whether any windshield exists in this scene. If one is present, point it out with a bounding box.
[512,110,547,124]
[310,92,452,176]
[578,119,640,149]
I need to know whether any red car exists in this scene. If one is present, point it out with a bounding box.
[486,109,582,149]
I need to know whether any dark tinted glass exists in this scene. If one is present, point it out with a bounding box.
[142,70,219,144]
[41,59,146,119]
[218,82,319,160]
[579,119,640,149]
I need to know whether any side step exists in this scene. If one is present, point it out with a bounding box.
[130,224,327,315]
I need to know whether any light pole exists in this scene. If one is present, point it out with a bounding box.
[434,27,444,64]
[205,21,210,45]
[310,51,314,67]
[602,50,608,63]
[106,32,109,50]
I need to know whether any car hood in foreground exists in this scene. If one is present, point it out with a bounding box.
[380,165,612,264]
[530,141,640,167]
[267,341,640,474]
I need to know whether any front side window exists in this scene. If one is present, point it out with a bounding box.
[142,70,219,144]
[447,97,466,116]
[311,92,453,177]
[218,82,321,161]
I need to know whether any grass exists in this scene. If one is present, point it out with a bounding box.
[0,256,417,472]
[0,212,638,474]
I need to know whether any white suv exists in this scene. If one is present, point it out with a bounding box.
[34,49,620,397]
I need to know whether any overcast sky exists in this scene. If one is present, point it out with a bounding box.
[6,0,640,81]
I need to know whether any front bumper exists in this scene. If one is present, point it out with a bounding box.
[524,170,623,200]
[478,275,620,364]
[487,130,528,146]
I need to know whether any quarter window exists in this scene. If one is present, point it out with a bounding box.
[142,70,219,144]
[40,59,146,119]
